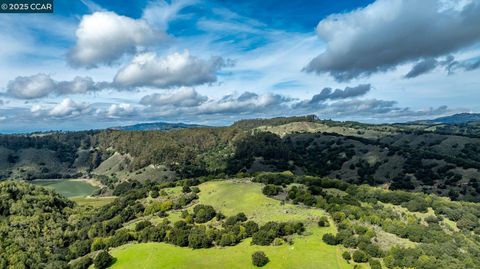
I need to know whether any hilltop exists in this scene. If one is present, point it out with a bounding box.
[415,113,480,124]
[111,122,208,131]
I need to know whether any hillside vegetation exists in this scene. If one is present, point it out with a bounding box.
[2,115,480,268]
[2,115,480,202]
[3,171,480,268]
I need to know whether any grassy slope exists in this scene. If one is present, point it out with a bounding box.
[109,180,363,269]
[71,196,117,207]
[256,122,397,139]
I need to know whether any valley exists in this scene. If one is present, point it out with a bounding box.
[1,115,480,269]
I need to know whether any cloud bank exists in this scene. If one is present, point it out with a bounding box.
[305,0,480,81]
[6,74,106,99]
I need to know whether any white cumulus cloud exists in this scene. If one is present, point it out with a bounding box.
[140,88,208,107]
[113,51,227,89]
[304,0,480,81]
[6,73,105,99]
[68,11,166,68]
[31,98,91,118]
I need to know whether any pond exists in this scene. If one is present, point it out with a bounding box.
[31,179,98,198]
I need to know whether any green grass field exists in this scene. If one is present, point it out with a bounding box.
[109,180,365,269]
[71,196,117,207]
[31,179,97,198]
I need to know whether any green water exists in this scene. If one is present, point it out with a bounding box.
[32,179,97,198]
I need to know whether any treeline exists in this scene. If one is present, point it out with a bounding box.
[94,128,239,177]
[3,115,480,201]
[254,172,480,268]
[232,115,318,129]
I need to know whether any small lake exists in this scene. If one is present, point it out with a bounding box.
[31,179,98,198]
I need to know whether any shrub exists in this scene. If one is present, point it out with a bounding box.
[182,186,192,193]
[70,256,93,269]
[191,186,200,193]
[93,250,113,269]
[342,251,351,261]
[224,212,248,226]
[252,230,273,245]
[150,190,159,198]
[243,221,259,236]
[216,212,226,221]
[68,240,91,259]
[219,232,236,246]
[144,200,173,215]
[352,250,368,263]
[369,259,382,269]
[135,220,152,232]
[91,238,109,251]
[318,216,330,227]
[252,251,269,267]
[262,184,282,196]
[236,212,247,222]
[193,205,216,223]
[188,227,212,249]
[138,226,167,243]
[109,230,132,247]
[322,233,338,245]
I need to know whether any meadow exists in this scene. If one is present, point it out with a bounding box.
[108,180,364,269]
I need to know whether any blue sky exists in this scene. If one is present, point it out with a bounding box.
[0,0,480,132]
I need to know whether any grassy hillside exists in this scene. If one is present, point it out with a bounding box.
[3,172,480,268]
[110,181,354,269]
[110,229,351,269]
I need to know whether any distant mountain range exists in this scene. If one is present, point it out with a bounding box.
[414,113,480,124]
[110,122,209,131]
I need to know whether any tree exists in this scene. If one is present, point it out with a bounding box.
[318,216,330,227]
[236,212,247,222]
[135,220,152,232]
[193,205,216,223]
[188,228,212,249]
[243,221,259,236]
[369,259,382,269]
[109,230,132,247]
[219,233,236,246]
[252,229,275,246]
[91,238,109,251]
[322,233,338,245]
[252,251,269,267]
[342,251,351,261]
[138,226,167,243]
[352,250,368,263]
[70,256,93,269]
[68,240,91,259]
[150,190,159,198]
[262,184,281,196]
[93,250,113,269]
[182,186,192,193]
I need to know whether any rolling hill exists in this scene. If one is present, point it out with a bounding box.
[413,113,480,124]
[2,115,480,202]
[111,122,208,131]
